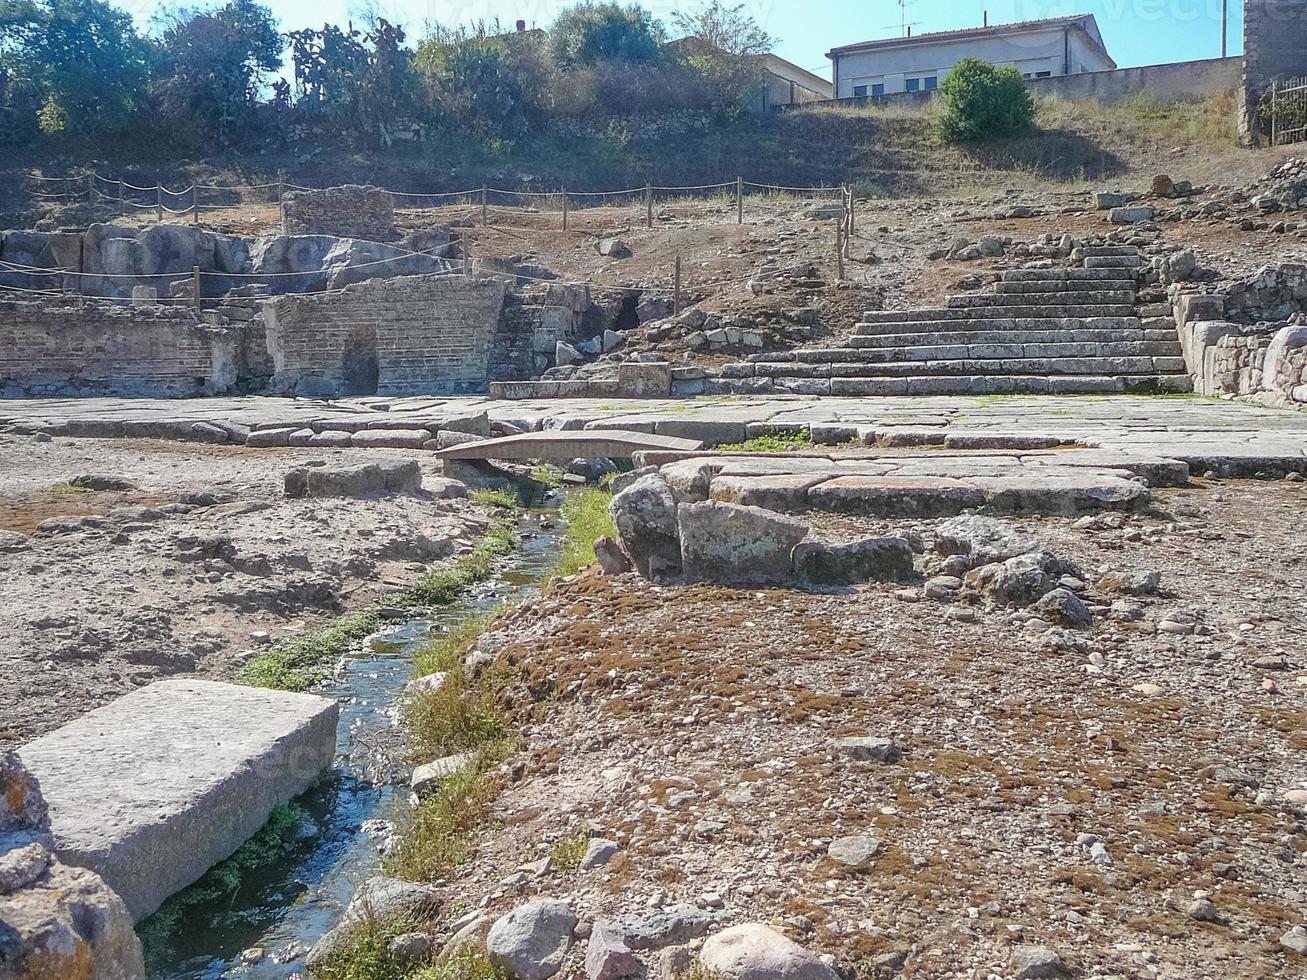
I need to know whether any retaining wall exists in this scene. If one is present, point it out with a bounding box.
[0,300,242,398]
[1029,57,1241,106]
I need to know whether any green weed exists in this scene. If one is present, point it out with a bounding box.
[714,429,813,453]
[548,831,590,873]
[552,488,616,577]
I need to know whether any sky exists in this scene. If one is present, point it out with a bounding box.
[122,0,1245,78]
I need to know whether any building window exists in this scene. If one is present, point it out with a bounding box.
[853,84,868,97]
[923,76,938,91]
[1036,70,1052,78]
[871,83,885,96]
[906,77,920,92]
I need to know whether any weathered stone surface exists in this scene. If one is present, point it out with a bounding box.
[586,921,641,980]
[699,923,838,980]
[411,752,477,797]
[1033,587,1092,628]
[0,751,145,979]
[933,515,1039,566]
[709,473,830,511]
[18,679,338,921]
[609,474,683,580]
[792,536,915,585]
[827,833,882,868]
[616,362,672,398]
[285,460,424,499]
[306,877,441,972]
[486,899,577,980]
[677,501,809,584]
[615,904,715,950]
[964,551,1078,608]
[579,838,621,869]
[1096,568,1162,595]
[1010,945,1070,979]
[834,736,902,764]
[807,476,985,517]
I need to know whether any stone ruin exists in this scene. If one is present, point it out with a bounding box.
[281,183,399,241]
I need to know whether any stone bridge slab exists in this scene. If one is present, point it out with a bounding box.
[17,679,339,921]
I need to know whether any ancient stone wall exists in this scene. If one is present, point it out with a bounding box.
[262,274,512,397]
[1221,262,1307,322]
[0,299,248,398]
[1240,0,1307,144]
[281,185,398,241]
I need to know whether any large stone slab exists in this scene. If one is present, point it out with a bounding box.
[17,679,339,921]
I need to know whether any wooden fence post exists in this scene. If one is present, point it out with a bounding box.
[646,183,653,229]
[1271,80,1279,146]
[88,175,97,208]
[193,185,199,224]
[156,185,162,223]
[561,188,568,231]
[278,177,286,234]
[117,180,124,215]
[674,255,682,315]
[836,218,844,280]
[481,185,488,226]
[737,176,743,224]
[192,266,201,310]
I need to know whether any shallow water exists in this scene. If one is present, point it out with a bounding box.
[144,502,565,979]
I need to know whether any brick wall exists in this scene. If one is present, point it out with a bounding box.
[281,185,398,241]
[262,274,512,397]
[1241,0,1307,144]
[0,300,242,398]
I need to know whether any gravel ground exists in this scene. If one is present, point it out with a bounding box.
[425,480,1307,978]
[0,435,491,747]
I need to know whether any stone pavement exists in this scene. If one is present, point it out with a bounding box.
[1,394,1304,475]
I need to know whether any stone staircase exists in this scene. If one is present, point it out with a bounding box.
[721,246,1194,396]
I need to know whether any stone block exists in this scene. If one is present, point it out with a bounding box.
[350,428,433,449]
[616,362,672,398]
[18,679,339,921]
[677,500,809,584]
[807,476,986,517]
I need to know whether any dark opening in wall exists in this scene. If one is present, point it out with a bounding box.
[614,293,641,332]
[342,326,379,395]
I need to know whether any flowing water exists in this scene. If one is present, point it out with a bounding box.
[143,502,565,979]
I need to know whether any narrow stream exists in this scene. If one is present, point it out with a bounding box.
[144,501,566,979]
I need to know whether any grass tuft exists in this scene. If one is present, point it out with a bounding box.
[412,948,507,980]
[471,488,518,509]
[714,429,813,453]
[548,831,590,873]
[552,488,616,578]
[311,914,423,980]
[48,482,91,495]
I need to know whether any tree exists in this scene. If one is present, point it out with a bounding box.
[549,2,664,69]
[935,57,1034,143]
[416,23,533,140]
[154,0,283,144]
[670,1,773,112]
[0,0,151,134]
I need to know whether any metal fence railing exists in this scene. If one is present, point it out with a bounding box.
[1269,76,1307,147]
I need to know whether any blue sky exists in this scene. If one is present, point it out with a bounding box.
[125,0,1244,77]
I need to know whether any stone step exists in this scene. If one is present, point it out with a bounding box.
[1003,268,1140,283]
[742,355,1188,379]
[1084,256,1145,269]
[947,290,1136,308]
[860,306,1137,323]
[736,374,1193,396]
[995,279,1136,295]
[855,316,1143,335]
[1078,246,1143,257]
[847,328,1178,348]
[772,340,1184,364]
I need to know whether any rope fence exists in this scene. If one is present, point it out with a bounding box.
[25,171,855,233]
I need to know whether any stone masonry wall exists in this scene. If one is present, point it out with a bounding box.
[1241,0,1307,144]
[262,274,510,398]
[0,300,243,398]
[281,185,398,241]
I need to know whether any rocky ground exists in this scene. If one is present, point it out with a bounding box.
[411,478,1306,978]
[0,434,491,747]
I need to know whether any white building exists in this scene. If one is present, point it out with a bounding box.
[826,14,1116,100]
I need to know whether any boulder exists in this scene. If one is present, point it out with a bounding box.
[596,238,632,259]
[792,536,915,585]
[0,751,145,979]
[834,736,901,764]
[1096,569,1161,596]
[699,923,838,980]
[486,899,577,980]
[306,877,441,973]
[586,921,641,980]
[963,551,1076,607]
[593,536,634,575]
[615,904,715,950]
[1032,588,1092,628]
[410,752,477,797]
[1010,945,1070,979]
[826,833,881,868]
[677,501,809,584]
[933,515,1038,567]
[1110,205,1156,225]
[579,838,621,870]
[609,474,683,580]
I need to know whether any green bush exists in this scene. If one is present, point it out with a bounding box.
[936,57,1034,143]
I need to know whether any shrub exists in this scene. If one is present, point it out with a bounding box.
[936,57,1034,143]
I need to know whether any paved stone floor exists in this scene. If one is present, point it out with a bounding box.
[2,395,1305,473]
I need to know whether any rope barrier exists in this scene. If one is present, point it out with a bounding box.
[651,181,735,192]
[743,180,841,194]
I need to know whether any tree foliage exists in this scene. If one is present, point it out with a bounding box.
[670,1,773,111]
[549,2,664,68]
[154,0,282,144]
[936,57,1034,143]
[0,0,151,133]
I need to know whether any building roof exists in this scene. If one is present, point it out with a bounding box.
[825,14,1116,69]
[757,54,833,95]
